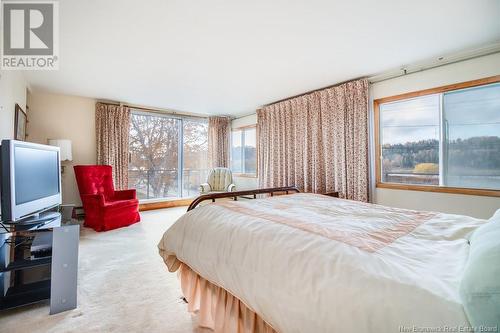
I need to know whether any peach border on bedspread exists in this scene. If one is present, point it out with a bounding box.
[178,263,277,333]
[215,198,437,252]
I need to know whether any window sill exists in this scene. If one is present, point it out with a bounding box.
[138,198,194,211]
[376,182,500,198]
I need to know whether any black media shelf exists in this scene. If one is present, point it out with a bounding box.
[0,257,52,273]
[0,280,51,310]
[1,213,80,314]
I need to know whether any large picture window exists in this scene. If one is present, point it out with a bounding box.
[231,126,257,176]
[128,110,208,200]
[375,76,500,196]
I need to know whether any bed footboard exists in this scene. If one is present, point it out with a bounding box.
[187,186,300,211]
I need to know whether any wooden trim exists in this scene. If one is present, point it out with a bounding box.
[374,75,500,197]
[374,100,382,186]
[139,198,193,212]
[187,186,300,211]
[376,182,500,198]
[374,75,500,105]
[14,103,27,141]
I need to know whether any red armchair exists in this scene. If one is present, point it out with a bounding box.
[74,165,140,231]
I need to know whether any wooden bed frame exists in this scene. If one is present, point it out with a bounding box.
[187,186,300,211]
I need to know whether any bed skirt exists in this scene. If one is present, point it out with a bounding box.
[178,263,277,333]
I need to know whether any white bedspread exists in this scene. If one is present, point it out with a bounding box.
[158,193,485,333]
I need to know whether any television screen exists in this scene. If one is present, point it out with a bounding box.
[14,145,60,205]
[1,140,61,221]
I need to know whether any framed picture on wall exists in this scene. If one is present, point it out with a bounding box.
[14,104,27,141]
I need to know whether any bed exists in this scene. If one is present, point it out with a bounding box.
[158,189,488,333]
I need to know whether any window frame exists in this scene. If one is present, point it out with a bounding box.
[374,75,500,197]
[231,124,258,178]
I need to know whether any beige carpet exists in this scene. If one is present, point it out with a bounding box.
[0,207,210,333]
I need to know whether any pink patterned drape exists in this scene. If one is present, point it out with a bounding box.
[95,102,131,190]
[257,79,369,202]
[208,116,230,168]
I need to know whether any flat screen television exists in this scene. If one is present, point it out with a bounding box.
[1,139,62,222]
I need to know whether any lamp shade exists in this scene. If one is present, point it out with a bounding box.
[48,139,73,161]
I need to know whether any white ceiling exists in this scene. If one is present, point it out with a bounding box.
[25,0,500,117]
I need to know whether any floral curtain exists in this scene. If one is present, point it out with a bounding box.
[257,79,369,202]
[208,116,230,168]
[95,102,131,190]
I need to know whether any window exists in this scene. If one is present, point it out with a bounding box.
[379,95,440,186]
[375,76,500,196]
[182,119,209,197]
[231,126,257,176]
[443,84,500,189]
[128,111,208,200]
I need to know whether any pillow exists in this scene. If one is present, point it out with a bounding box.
[460,209,500,328]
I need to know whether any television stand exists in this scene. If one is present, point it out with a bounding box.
[4,211,62,226]
[0,212,79,314]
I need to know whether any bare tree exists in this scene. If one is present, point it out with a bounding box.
[128,113,208,199]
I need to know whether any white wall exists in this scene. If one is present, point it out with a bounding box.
[371,53,500,219]
[0,71,27,140]
[27,91,96,205]
[0,71,28,216]
[232,114,257,129]
[231,114,259,190]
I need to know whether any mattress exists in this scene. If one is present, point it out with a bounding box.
[158,193,485,332]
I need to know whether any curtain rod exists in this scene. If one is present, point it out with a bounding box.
[97,100,210,119]
[260,43,500,109]
[368,48,500,84]
[261,76,367,108]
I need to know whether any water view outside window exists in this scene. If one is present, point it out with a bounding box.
[380,95,440,185]
[231,130,243,173]
[128,111,208,200]
[244,128,257,174]
[379,82,500,190]
[443,83,500,190]
[231,127,257,175]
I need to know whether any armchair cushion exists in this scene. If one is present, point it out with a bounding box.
[74,165,140,232]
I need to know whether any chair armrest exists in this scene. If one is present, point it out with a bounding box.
[199,183,211,194]
[81,193,106,207]
[227,184,236,192]
[114,189,137,200]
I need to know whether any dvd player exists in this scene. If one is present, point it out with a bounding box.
[31,232,52,259]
